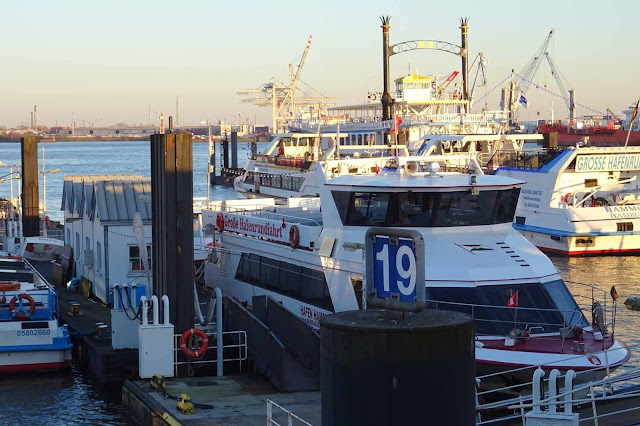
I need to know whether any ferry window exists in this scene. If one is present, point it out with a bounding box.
[282,138,292,147]
[428,281,587,336]
[129,245,151,271]
[348,193,390,226]
[617,222,633,232]
[331,188,520,227]
[357,135,363,145]
[364,134,369,145]
[235,253,334,311]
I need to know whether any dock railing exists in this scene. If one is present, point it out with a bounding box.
[475,341,640,425]
[266,399,313,426]
[173,330,247,376]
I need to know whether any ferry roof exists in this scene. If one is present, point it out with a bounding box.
[325,171,525,190]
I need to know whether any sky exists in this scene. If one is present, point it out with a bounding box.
[1,0,638,128]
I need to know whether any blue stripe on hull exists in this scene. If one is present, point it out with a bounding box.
[513,223,640,237]
[0,337,72,353]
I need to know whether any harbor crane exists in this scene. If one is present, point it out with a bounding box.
[237,35,336,132]
[468,52,488,110]
[508,29,575,121]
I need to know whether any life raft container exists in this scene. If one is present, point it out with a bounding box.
[289,225,300,249]
[179,328,209,358]
[0,281,20,291]
[9,293,36,320]
[216,213,224,230]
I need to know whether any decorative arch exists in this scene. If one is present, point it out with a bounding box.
[388,40,465,58]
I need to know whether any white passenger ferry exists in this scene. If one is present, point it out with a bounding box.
[203,156,629,388]
[234,132,409,199]
[496,145,640,255]
[0,255,72,373]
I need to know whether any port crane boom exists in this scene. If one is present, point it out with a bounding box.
[510,29,575,119]
[237,35,335,132]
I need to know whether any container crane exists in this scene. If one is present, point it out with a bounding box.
[237,35,336,132]
[510,29,575,119]
[468,52,488,109]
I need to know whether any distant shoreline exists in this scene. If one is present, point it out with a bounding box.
[0,135,264,143]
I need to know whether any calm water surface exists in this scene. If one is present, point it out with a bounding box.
[1,141,640,424]
[0,140,263,222]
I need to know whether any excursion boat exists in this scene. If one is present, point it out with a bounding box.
[0,255,72,373]
[495,145,640,255]
[202,155,629,391]
[234,132,409,199]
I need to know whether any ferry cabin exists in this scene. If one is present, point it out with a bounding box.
[234,132,409,199]
[204,159,629,380]
[496,146,640,255]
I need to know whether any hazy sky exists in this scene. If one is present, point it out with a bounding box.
[1,0,638,128]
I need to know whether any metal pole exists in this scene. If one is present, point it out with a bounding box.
[625,99,639,148]
[460,17,470,113]
[380,16,392,122]
[9,165,13,213]
[207,122,212,206]
[43,172,47,237]
[42,147,46,237]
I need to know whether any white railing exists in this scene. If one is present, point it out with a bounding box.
[173,330,247,375]
[266,399,313,426]
[475,341,640,425]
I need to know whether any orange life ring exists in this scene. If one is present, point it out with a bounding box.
[289,225,300,249]
[9,293,36,320]
[216,213,225,230]
[179,328,209,358]
[563,193,573,205]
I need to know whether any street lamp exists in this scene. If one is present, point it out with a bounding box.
[40,168,60,237]
[0,170,22,221]
[0,162,22,211]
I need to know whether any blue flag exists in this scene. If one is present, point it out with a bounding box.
[519,94,528,109]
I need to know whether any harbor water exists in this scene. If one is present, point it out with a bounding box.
[0,141,639,424]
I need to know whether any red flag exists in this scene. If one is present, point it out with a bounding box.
[632,101,639,124]
[375,163,380,174]
[390,114,403,135]
[508,291,518,307]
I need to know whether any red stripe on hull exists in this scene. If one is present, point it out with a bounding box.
[0,359,71,373]
[537,246,640,256]
[475,358,625,372]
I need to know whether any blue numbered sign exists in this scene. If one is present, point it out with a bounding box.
[373,236,417,303]
[365,228,426,312]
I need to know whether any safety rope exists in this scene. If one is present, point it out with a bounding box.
[470,74,512,112]
[513,73,608,117]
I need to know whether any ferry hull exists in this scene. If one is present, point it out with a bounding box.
[0,348,72,373]
[517,229,640,256]
[476,338,630,393]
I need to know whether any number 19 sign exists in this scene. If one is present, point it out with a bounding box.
[365,228,426,312]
